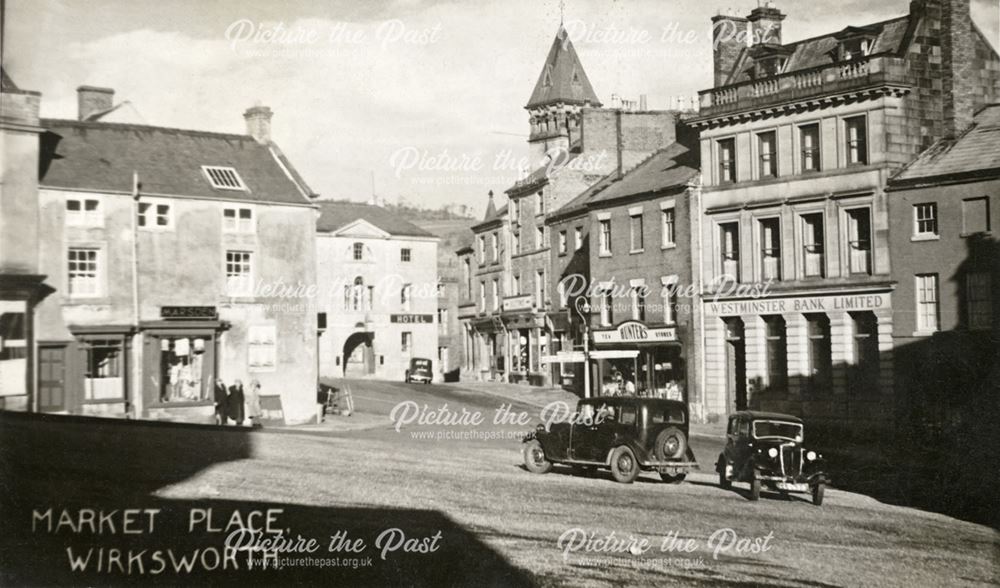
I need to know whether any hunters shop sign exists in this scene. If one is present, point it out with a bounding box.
[592,321,677,344]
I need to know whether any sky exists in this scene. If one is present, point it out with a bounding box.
[4,0,999,217]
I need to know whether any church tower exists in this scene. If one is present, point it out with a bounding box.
[525,25,602,162]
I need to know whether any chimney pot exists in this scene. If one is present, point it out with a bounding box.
[747,4,785,45]
[243,104,274,144]
[77,85,114,121]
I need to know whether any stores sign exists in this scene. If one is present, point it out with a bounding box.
[593,321,677,344]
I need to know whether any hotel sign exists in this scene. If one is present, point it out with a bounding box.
[390,314,434,324]
[502,295,534,312]
[593,321,677,344]
[705,292,891,317]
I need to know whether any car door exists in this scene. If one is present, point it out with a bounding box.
[570,401,616,462]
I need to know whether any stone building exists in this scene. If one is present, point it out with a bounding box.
[315,201,439,382]
[23,85,321,424]
[886,103,1000,434]
[690,0,1000,428]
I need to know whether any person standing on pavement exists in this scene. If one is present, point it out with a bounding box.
[247,379,263,428]
[213,377,229,425]
[228,379,246,425]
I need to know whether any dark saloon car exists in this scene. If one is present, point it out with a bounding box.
[522,397,698,484]
[716,411,828,505]
[405,358,433,384]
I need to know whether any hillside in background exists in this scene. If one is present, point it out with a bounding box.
[414,219,475,273]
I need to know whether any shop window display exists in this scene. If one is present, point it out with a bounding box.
[159,336,209,403]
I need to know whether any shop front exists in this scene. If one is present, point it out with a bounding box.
[590,321,685,401]
[503,311,548,386]
[470,316,506,382]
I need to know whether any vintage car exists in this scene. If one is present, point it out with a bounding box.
[522,397,698,484]
[405,358,433,384]
[716,411,828,505]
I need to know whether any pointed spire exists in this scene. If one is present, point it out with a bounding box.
[526,25,601,109]
[483,190,497,221]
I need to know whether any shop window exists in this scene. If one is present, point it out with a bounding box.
[491,232,499,262]
[805,314,832,394]
[850,312,879,394]
[223,207,253,233]
[719,222,740,281]
[157,336,209,403]
[759,217,781,281]
[138,201,172,229]
[913,203,938,237]
[599,219,611,255]
[847,208,872,275]
[763,316,787,392]
[225,250,253,296]
[401,332,412,353]
[801,213,825,278]
[558,231,567,255]
[0,312,27,361]
[758,131,777,178]
[574,226,583,251]
[652,347,683,400]
[966,272,992,330]
[961,197,990,235]
[800,123,820,172]
[66,197,102,227]
[630,213,644,252]
[67,247,100,297]
[915,274,939,332]
[248,325,276,372]
[81,338,125,401]
[661,207,675,247]
[718,138,736,183]
[400,248,411,262]
[845,116,868,165]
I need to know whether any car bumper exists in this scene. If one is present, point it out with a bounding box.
[756,472,827,488]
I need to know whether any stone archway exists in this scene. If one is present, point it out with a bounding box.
[343,332,374,377]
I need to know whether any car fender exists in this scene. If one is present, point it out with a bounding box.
[601,440,642,466]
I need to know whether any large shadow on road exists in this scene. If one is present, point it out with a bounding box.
[0,411,535,586]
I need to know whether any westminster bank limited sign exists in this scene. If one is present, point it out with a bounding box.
[592,321,677,345]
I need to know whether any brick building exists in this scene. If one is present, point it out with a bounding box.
[315,202,439,382]
[689,0,1000,428]
[16,85,321,424]
[886,103,1000,434]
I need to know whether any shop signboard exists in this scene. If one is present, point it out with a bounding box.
[160,306,218,320]
[390,314,434,324]
[502,295,534,312]
[704,291,891,316]
[592,321,677,345]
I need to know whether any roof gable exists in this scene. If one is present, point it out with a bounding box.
[332,218,392,238]
[315,201,436,238]
[526,26,601,109]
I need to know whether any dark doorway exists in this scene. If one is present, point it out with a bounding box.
[37,345,68,412]
[724,318,747,412]
[343,332,374,376]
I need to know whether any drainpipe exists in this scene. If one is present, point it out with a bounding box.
[130,171,141,418]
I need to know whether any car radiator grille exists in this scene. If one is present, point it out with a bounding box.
[781,445,801,476]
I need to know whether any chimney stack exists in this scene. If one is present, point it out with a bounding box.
[939,0,975,136]
[711,13,749,87]
[77,85,114,121]
[243,104,273,144]
[747,2,785,45]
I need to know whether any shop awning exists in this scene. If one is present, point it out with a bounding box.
[589,349,640,359]
[540,351,585,364]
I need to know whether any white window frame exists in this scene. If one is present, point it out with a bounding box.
[660,200,676,248]
[222,206,254,233]
[535,270,545,307]
[401,283,413,312]
[137,198,174,231]
[491,232,499,262]
[202,166,248,191]
[913,202,938,239]
[247,324,277,372]
[491,280,499,312]
[65,196,103,227]
[598,218,612,256]
[915,274,939,334]
[67,246,102,298]
[629,207,644,253]
[574,226,583,251]
[401,331,413,354]
[478,236,486,263]
[558,230,567,255]
[225,250,254,297]
[400,248,412,262]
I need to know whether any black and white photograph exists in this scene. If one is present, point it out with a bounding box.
[1,0,998,585]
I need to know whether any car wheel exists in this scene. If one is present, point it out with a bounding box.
[523,440,552,474]
[654,427,687,461]
[812,482,825,506]
[749,474,761,501]
[610,446,640,484]
[718,455,732,490]
[660,472,686,484]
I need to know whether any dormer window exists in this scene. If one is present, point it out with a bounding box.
[756,57,787,77]
[832,25,880,62]
[202,166,247,191]
[840,37,872,61]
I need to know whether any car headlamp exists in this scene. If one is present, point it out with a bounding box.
[806,451,817,461]
[768,447,778,458]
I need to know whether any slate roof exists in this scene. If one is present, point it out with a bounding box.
[588,143,699,206]
[39,119,317,205]
[546,170,619,222]
[526,26,601,109]
[1,68,19,92]
[892,104,1000,182]
[315,201,436,238]
[725,15,911,85]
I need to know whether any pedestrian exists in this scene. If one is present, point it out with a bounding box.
[213,377,228,425]
[228,379,246,426]
[247,379,263,428]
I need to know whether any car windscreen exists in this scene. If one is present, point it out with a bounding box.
[412,360,430,368]
[650,405,685,425]
[752,420,803,441]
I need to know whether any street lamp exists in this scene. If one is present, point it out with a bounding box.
[574,297,592,398]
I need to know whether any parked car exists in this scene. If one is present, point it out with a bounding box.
[405,358,433,384]
[522,397,698,484]
[716,411,828,505]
